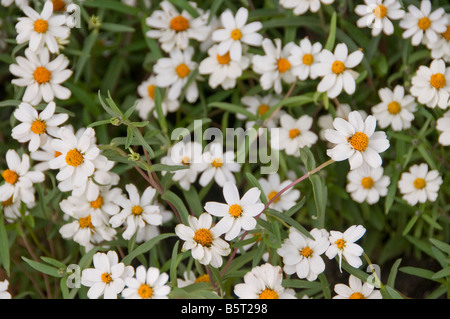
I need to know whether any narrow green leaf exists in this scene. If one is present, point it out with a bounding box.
[162,191,190,225]
[82,0,140,15]
[431,267,450,280]
[208,102,257,120]
[22,257,62,278]
[122,233,176,265]
[0,214,10,276]
[387,258,402,288]
[324,12,337,51]
[100,22,135,33]
[265,210,313,239]
[74,29,98,83]
[429,238,450,255]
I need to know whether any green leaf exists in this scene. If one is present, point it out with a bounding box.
[74,29,98,83]
[40,256,67,270]
[82,0,141,15]
[22,257,63,278]
[387,258,402,287]
[265,210,313,239]
[100,22,135,33]
[324,11,337,51]
[282,279,322,289]
[431,267,450,279]
[162,191,190,225]
[400,266,441,281]
[0,214,10,276]
[208,102,257,120]
[429,238,450,255]
[122,233,176,265]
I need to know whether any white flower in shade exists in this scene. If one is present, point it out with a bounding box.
[410,59,450,110]
[135,76,180,120]
[0,280,11,299]
[355,0,405,36]
[436,110,450,146]
[425,16,450,62]
[1,196,32,222]
[177,271,211,288]
[277,228,330,281]
[1,0,28,8]
[258,173,300,212]
[109,184,162,240]
[154,46,199,103]
[212,7,263,61]
[237,94,282,129]
[122,265,171,299]
[15,0,70,53]
[333,275,382,299]
[288,37,322,80]
[204,182,265,241]
[175,213,231,268]
[271,113,318,157]
[145,0,210,53]
[0,149,45,205]
[399,0,447,46]
[199,142,241,187]
[279,0,335,16]
[81,250,134,299]
[398,163,443,206]
[325,225,366,270]
[199,44,250,90]
[9,48,72,106]
[314,43,364,98]
[371,85,417,131]
[324,111,390,170]
[252,38,297,94]
[234,263,297,299]
[12,101,68,152]
[346,165,390,205]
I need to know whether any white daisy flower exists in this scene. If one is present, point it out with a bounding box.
[0,149,45,205]
[122,265,170,299]
[177,271,211,288]
[1,0,28,7]
[271,113,318,157]
[277,228,330,281]
[145,0,210,53]
[175,213,231,268]
[318,103,367,141]
[314,43,364,98]
[398,163,443,206]
[109,184,162,240]
[252,38,297,94]
[81,250,135,299]
[134,203,173,244]
[198,44,250,90]
[9,47,72,106]
[371,85,417,131]
[288,37,323,80]
[204,181,265,241]
[1,196,32,222]
[237,94,282,129]
[346,165,390,205]
[29,137,60,171]
[325,225,366,270]
[333,275,382,299]
[11,101,69,152]
[212,7,263,62]
[233,263,297,299]
[410,59,450,110]
[154,46,199,103]
[15,0,70,53]
[355,0,405,36]
[436,110,450,146]
[399,0,447,46]
[279,0,335,16]
[258,173,300,212]
[324,111,390,170]
[426,16,450,62]
[0,280,11,299]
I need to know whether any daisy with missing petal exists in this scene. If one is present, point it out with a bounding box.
[333,275,382,299]
[122,266,170,299]
[410,59,450,110]
[204,181,265,241]
[436,110,450,146]
[212,7,263,62]
[325,225,366,270]
[279,0,335,16]
[371,85,417,131]
[234,263,296,299]
[258,173,300,212]
[324,111,390,170]
[346,165,390,205]
[12,101,68,152]
[314,43,364,98]
[9,48,72,106]
[355,0,405,36]
[175,213,231,268]
[81,250,134,299]
[288,37,322,81]
[398,163,443,206]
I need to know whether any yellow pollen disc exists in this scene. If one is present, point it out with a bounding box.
[147,84,155,99]
[361,176,374,189]
[258,104,270,116]
[176,63,190,78]
[216,52,231,65]
[387,101,401,115]
[430,73,446,89]
[33,66,51,84]
[52,0,66,11]
[332,60,346,74]
[301,246,313,258]
[101,273,112,284]
[289,128,301,139]
[277,58,291,73]
[2,196,13,207]
[302,54,314,66]
[31,119,46,135]
[347,132,369,152]
[54,151,62,158]
[230,28,242,40]
[349,292,366,299]
[442,26,450,41]
[2,169,19,184]
[413,178,426,189]
[335,238,346,250]
[373,5,387,19]
[132,205,143,216]
[418,17,431,30]
[90,195,104,209]
[65,149,83,167]
[211,158,223,168]
[228,204,242,218]
[33,19,48,33]
[79,215,94,229]
[181,156,190,166]
[170,15,190,32]
[195,274,210,283]
[193,228,213,247]
[138,284,153,299]
[268,191,280,203]
[259,288,279,299]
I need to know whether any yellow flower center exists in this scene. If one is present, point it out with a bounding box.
[195,274,210,283]
[147,84,155,99]
[211,158,223,168]
[413,178,426,189]
[347,132,369,152]
[230,28,242,40]
[268,191,280,203]
[65,149,83,167]
[132,205,143,216]
[430,73,446,89]
[349,292,366,299]
[79,215,94,229]
[1,196,13,207]
[33,66,51,84]
[442,26,450,41]
[289,128,301,139]
[193,228,213,247]
[228,204,242,218]
[277,58,291,73]
[332,60,346,74]
[373,5,387,19]
[138,284,153,299]
[170,15,190,32]
[387,101,401,115]
[335,238,346,250]
[31,119,47,135]
[259,288,279,299]
[52,0,66,11]
[34,19,48,33]
[301,246,313,258]
[101,273,112,284]
[90,195,104,209]
[257,104,270,116]
[302,53,314,66]
[361,176,374,189]
[216,52,231,65]
[176,63,190,78]
[418,17,431,30]
[2,169,19,184]
[181,156,191,166]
